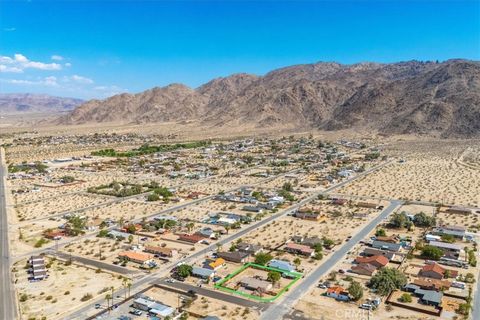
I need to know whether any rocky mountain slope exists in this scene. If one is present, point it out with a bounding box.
[60,60,480,137]
[0,93,83,114]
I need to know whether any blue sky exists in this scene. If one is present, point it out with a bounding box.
[0,0,479,99]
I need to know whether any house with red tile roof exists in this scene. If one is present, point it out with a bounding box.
[178,233,205,243]
[419,263,458,280]
[326,286,350,301]
[354,255,389,268]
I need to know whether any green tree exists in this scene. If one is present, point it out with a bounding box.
[421,245,444,260]
[254,252,273,266]
[389,212,409,229]
[293,257,301,267]
[368,267,407,296]
[177,264,193,278]
[413,212,436,227]
[267,271,281,286]
[128,235,134,244]
[375,228,386,237]
[348,281,364,301]
[399,293,412,303]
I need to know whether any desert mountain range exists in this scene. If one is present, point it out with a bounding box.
[0,93,83,114]
[59,59,480,137]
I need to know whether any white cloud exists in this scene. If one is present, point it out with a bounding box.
[14,54,28,63]
[51,55,64,61]
[3,27,16,32]
[0,65,23,73]
[65,62,72,67]
[1,76,58,86]
[0,53,62,72]
[71,74,94,84]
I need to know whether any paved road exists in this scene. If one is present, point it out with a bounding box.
[65,160,391,319]
[0,147,17,320]
[471,232,480,320]
[13,163,308,261]
[261,200,403,320]
[158,279,267,310]
[51,251,141,275]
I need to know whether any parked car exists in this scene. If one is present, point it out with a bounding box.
[94,304,101,309]
[129,309,142,316]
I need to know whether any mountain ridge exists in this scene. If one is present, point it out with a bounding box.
[0,93,83,114]
[59,59,480,138]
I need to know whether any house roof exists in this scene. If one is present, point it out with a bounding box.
[268,259,295,272]
[354,255,389,267]
[208,258,225,268]
[239,277,272,290]
[422,263,445,274]
[119,251,153,262]
[178,233,205,243]
[217,251,250,261]
[371,240,402,252]
[352,263,377,273]
[192,266,215,277]
[413,278,451,290]
[327,286,347,295]
[144,245,175,255]
[429,241,462,251]
[286,242,314,254]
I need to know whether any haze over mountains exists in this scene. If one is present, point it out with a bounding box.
[59,59,480,137]
[0,93,83,114]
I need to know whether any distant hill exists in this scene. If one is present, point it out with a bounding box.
[59,59,480,138]
[0,93,83,114]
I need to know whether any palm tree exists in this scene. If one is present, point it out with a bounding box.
[127,281,132,297]
[186,222,195,233]
[122,277,128,300]
[224,225,230,234]
[105,293,111,311]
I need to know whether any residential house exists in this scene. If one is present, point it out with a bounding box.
[242,205,263,213]
[362,248,396,260]
[239,277,272,292]
[191,266,215,279]
[419,263,458,280]
[294,211,324,221]
[301,237,323,248]
[375,235,399,244]
[44,230,65,240]
[144,245,178,257]
[326,286,350,301]
[178,234,205,244]
[217,251,249,263]
[403,284,443,307]
[351,263,377,276]
[371,240,401,252]
[118,251,155,266]
[29,255,47,280]
[433,226,466,240]
[203,258,225,270]
[237,242,263,255]
[354,255,389,268]
[428,241,462,258]
[285,243,314,257]
[413,278,451,291]
[149,302,176,318]
[268,259,295,272]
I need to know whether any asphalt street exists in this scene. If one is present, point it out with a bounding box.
[261,200,403,320]
[0,147,17,320]
[66,160,391,319]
